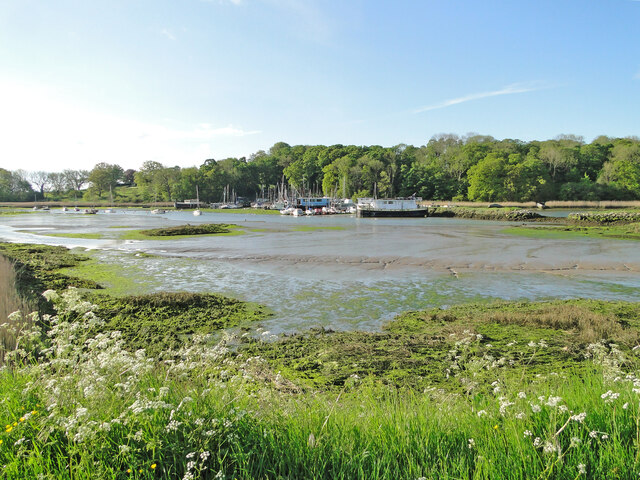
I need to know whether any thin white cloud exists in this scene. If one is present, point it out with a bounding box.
[413,83,543,114]
[635,69,640,80]
[160,29,176,41]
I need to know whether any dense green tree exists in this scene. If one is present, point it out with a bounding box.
[88,163,123,198]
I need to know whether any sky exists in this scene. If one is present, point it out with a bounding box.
[1,0,639,172]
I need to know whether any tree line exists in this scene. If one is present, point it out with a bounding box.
[2,134,639,203]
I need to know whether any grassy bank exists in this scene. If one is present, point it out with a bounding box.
[2,289,640,479]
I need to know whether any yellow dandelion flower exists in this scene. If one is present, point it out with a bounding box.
[151,463,157,470]
[0,439,3,445]
[139,469,143,473]
[31,410,37,415]
[19,417,25,422]
[127,469,132,474]
[4,425,9,429]
[21,406,24,411]
[6,426,12,433]
[493,424,499,430]
[13,422,17,427]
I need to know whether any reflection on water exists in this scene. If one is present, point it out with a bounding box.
[1,209,639,333]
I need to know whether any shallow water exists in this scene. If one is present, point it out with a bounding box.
[1,209,639,333]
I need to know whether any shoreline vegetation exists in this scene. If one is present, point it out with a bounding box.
[2,240,640,477]
[4,136,640,207]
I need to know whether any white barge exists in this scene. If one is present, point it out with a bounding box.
[356,197,428,218]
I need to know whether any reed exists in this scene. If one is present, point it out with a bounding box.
[0,257,34,364]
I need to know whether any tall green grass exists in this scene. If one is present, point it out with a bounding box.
[2,289,640,479]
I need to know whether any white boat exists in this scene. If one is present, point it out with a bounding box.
[291,208,304,217]
[150,208,166,214]
[356,197,428,218]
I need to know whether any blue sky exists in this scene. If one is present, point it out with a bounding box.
[1,0,639,171]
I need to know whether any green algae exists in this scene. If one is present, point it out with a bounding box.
[38,232,106,239]
[239,299,640,392]
[119,223,246,240]
[503,223,640,241]
[0,243,271,354]
[90,291,270,356]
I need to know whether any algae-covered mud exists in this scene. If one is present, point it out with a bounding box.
[0,242,271,358]
[240,299,640,391]
[1,210,639,333]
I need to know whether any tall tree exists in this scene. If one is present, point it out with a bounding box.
[88,163,123,198]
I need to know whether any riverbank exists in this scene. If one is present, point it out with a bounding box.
[2,242,640,478]
[2,286,640,478]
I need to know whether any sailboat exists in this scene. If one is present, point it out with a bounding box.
[193,185,202,216]
[150,193,166,214]
[104,185,116,213]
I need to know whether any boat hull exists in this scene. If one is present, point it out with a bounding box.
[357,208,428,218]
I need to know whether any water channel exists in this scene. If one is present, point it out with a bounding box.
[1,209,639,333]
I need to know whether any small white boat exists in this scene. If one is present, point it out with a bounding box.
[62,207,68,212]
[193,209,202,216]
[291,208,304,217]
[150,208,166,214]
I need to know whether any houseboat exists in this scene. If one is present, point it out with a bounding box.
[356,197,429,218]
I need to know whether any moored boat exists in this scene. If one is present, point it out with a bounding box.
[356,197,428,218]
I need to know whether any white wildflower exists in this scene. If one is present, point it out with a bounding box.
[578,463,586,474]
[571,412,587,423]
[601,390,620,403]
